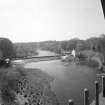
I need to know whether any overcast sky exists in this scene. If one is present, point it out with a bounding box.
[0,0,105,42]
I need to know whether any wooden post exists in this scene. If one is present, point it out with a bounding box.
[84,88,89,105]
[101,0,105,18]
[95,81,99,105]
[102,76,105,97]
[68,99,74,105]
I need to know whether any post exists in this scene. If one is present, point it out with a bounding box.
[84,88,89,105]
[102,76,105,97]
[68,99,74,105]
[95,81,99,105]
[101,0,105,18]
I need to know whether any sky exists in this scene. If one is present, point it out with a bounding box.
[0,0,105,42]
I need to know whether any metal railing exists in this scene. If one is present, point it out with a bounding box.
[68,76,105,105]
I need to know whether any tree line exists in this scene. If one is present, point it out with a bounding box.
[14,42,38,58]
[38,35,105,59]
[1,34,105,59]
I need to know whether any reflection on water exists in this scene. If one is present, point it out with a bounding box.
[37,50,56,56]
[25,60,98,105]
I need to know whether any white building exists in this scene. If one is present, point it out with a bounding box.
[71,49,76,57]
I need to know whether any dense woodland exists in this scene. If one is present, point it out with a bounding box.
[38,35,105,54]
[12,34,105,61]
[14,42,38,58]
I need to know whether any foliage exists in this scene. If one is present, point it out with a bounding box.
[0,66,27,104]
[0,66,59,105]
[86,59,99,68]
[38,41,62,54]
[12,34,105,64]
[38,35,105,57]
[14,42,38,58]
[0,38,15,59]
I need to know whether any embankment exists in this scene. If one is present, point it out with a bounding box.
[0,65,59,105]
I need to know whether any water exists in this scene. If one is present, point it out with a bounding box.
[24,50,99,105]
[37,50,56,56]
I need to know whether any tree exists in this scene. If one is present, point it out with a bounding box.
[0,38,15,59]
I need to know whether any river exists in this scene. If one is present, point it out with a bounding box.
[24,50,100,105]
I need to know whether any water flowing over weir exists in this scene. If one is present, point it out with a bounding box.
[24,50,100,105]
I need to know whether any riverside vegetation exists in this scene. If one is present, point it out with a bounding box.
[38,35,105,69]
[14,34,105,69]
[0,34,105,105]
[0,38,59,105]
[0,66,59,105]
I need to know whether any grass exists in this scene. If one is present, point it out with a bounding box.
[0,65,58,105]
[0,66,27,105]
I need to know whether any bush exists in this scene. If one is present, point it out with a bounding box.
[86,59,99,68]
[0,66,27,104]
[76,52,87,62]
[0,38,15,59]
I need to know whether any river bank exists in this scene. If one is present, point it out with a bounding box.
[24,59,101,105]
[21,66,60,105]
[0,65,59,105]
[12,50,104,105]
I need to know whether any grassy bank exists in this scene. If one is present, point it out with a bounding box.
[0,66,59,105]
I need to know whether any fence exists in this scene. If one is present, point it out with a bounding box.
[68,75,105,105]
